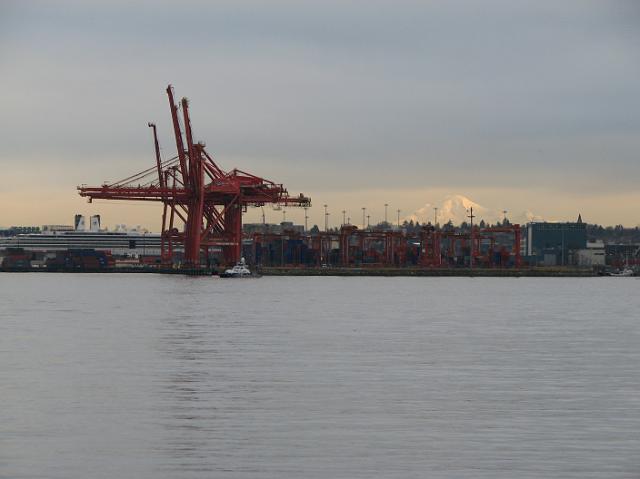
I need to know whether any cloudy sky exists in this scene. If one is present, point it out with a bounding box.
[1,0,639,229]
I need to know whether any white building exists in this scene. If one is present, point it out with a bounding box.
[576,240,606,267]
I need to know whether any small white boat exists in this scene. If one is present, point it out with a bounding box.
[607,267,634,277]
[220,258,252,278]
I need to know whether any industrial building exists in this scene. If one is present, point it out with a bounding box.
[576,241,606,267]
[524,216,587,266]
[605,244,640,269]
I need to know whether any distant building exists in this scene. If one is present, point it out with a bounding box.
[525,215,587,266]
[605,244,640,268]
[576,240,606,267]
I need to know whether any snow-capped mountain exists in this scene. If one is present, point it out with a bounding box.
[406,195,542,226]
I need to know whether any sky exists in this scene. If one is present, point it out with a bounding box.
[1,0,639,230]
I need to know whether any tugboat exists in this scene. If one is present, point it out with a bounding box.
[220,257,252,278]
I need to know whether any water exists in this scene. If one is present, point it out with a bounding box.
[1,274,639,478]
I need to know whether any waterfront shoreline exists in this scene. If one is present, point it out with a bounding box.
[260,267,597,277]
[0,267,599,277]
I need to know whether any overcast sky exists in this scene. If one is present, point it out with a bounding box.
[1,0,639,229]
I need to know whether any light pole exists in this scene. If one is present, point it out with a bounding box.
[342,210,346,226]
[434,207,438,227]
[261,207,267,234]
[362,207,366,229]
[303,207,308,232]
[384,203,388,224]
[397,209,401,228]
[324,204,328,232]
[467,207,475,269]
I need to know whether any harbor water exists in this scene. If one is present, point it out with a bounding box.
[1,274,639,478]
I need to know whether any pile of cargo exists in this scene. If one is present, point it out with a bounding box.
[46,249,115,271]
[1,248,33,270]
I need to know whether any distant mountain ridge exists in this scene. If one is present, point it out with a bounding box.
[407,195,543,226]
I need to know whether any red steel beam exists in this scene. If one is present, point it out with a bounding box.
[78,85,310,268]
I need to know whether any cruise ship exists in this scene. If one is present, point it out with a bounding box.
[0,215,166,257]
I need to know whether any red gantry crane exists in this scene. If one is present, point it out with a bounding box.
[78,85,311,268]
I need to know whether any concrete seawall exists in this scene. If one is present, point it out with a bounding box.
[260,267,597,277]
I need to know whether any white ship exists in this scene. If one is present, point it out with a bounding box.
[0,215,164,256]
[220,258,252,278]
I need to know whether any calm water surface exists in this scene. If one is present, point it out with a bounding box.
[1,274,639,478]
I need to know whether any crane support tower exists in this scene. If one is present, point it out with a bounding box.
[78,85,311,268]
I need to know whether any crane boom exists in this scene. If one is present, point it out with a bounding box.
[79,85,310,268]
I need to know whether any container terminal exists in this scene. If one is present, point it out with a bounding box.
[1,86,638,275]
[2,212,639,276]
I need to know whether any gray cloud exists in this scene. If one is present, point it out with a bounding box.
[1,0,639,202]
